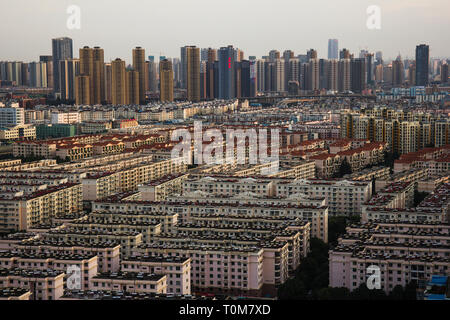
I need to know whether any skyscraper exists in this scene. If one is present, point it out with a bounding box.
[256,59,265,93]
[40,55,54,89]
[186,46,200,101]
[392,56,405,87]
[59,59,79,101]
[104,63,112,104]
[338,59,351,92]
[133,47,147,104]
[283,50,294,90]
[77,46,105,105]
[147,57,158,92]
[111,58,127,105]
[308,59,319,91]
[415,44,429,86]
[327,59,338,91]
[365,53,374,85]
[206,48,217,99]
[274,59,285,92]
[350,58,366,93]
[159,59,174,102]
[319,59,328,89]
[52,37,73,96]
[218,46,236,99]
[126,70,140,105]
[328,39,339,59]
[75,75,90,105]
[339,48,351,60]
[307,49,318,61]
[441,63,449,84]
[269,50,280,62]
[408,63,416,86]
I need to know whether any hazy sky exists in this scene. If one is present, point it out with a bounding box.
[0,0,449,63]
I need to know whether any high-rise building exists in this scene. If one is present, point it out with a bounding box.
[328,39,339,59]
[218,46,236,99]
[249,59,257,97]
[159,59,174,102]
[52,37,73,96]
[319,59,328,90]
[77,46,105,105]
[132,47,147,104]
[147,58,158,92]
[441,63,449,84]
[104,63,112,104]
[408,63,416,86]
[283,50,294,90]
[383,65,393,84]
[185,46,200,102]
[375,51,383,65]
[205,48,217,99]
[338,59,351,92]
[256,59,265,93]
[327,60,338,91]
[274,59,285,92]
[28,62,47,88]
[75,75,90,105]
[350,58,366,93]
[365,53,374,85]
[339,49,351,60]
[126,70,140,105]
[111,58,127,105]
[269,50,280,62]
[234,61,242,98]
[59,59,79,101]
[308,59,319,91]
[392,56,405,87]
[40,55,54,89]
[172,58,181,89]
[415,44,429,86]
[288,58,300,84]
[307,49,318,61]
[375,64,384,84]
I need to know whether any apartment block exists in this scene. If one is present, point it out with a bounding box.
[121,256,191,295]
[330,221,450,293]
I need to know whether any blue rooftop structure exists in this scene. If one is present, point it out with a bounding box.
[424,275,449,300]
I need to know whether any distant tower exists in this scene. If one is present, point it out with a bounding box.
[392,55,405,87]
[52,37,73,96]
[328,39,339,59]
[185,46,200,101]
[159,59,174,102]
[111,58,127,105]
[415,44,429,86]
[133,47,147,104]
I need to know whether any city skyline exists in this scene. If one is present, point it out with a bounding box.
[0,0,449,62]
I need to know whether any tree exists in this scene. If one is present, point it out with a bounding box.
[350,283,387,300]
[328,215,360,245]
[338,158,352,177]
[413,190,429,206]
[403,281,418,300]
[314,287,351,300]
[389,285,405,300]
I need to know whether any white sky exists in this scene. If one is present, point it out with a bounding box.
[0,0,448,63]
